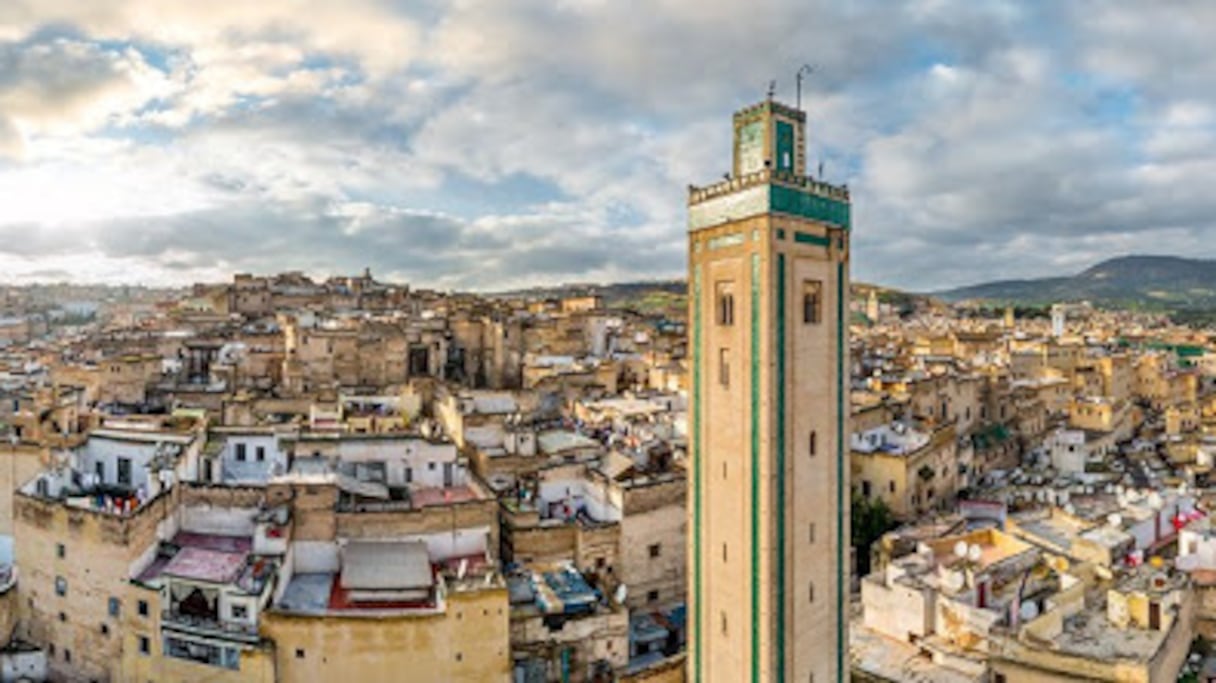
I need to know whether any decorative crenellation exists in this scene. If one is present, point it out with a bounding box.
[688,167,849,206]
[732,99,807,124]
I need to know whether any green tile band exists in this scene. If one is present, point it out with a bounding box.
[772,185,850,229]
[793,231,831,248]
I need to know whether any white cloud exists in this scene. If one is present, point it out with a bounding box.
[4,1,1216,292]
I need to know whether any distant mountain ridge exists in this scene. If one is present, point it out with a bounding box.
[936,255,1216,308]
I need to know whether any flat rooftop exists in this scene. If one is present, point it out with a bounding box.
[276,572,439,614]
[851,624,983,683]
[136,532,264,591]
[163,547,246,584]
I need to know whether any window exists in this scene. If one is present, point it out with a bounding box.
[55,576,67,597]
[719,348,731,387]
[720,611,728,635]
[64,649,71,664]
[108,597,120,617]
[255,446,265,462]
[716,284,735,326]
[164,636,239,671]
[809,523,816,544]
[235,444,247,462]
[100,623,109,636]
[647,590,660,603]
[722,543,728,563]
[648,543,661,558]
[117,457,132,487]
[139,636,150,655]
[889,481,896,494]
[861,480,871,497]
[94,461,104,482]
[231,605,248,620]
[58,612,66,622]
[803,280,822,324]
[138,600,149,617]
[404,467,412,483]
[56,543,65,559]
[809,431,817,457]
[428,462,436,471]
[809,581,815,603]
[295,649,305,659]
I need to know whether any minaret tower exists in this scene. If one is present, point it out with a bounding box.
[686,95,851,682]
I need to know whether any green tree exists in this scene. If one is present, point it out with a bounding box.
[851,493,897,576]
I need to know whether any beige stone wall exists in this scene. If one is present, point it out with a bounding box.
[620,480,686,609]
[508,524,578,565]
[851,451,910,517]
[0,585,15,644]
[120,580,278,683]
[511,606,629,681]
[262,586,510,683]
[14,488,176,681]
[0,444,46,535]
[335,497,500,552]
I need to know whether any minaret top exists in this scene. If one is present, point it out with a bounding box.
[687,98,850,231]
[732,99,807,178]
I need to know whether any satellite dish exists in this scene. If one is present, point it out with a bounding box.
[944,571,965,592]
[967,544,982,564]
[954,541,968,559]
[614,584,628,604]
[1019,601,1040,621]
[1063,504,1076,516]
[1108,514,1123,528]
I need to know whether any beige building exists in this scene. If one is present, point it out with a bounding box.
[687,97,850,682]
[851,422,959,519]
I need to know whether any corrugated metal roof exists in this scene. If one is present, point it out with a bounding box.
[340,540,431,590]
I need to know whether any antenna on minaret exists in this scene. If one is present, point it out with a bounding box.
[818,159,824,180]
[767,80,776,100]
[796,64,817,110]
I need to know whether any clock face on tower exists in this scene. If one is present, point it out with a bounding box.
[737,120,764,175]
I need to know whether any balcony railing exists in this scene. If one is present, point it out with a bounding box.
[161,610,260,643]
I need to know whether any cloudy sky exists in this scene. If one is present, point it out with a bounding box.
[2,1,1214,291]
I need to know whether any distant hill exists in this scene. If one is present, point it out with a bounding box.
[936,255,1216,309]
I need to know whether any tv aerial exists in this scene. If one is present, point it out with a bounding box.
[796,63,818,110]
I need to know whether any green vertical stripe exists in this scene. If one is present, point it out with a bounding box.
[776,253,786,682]
[836,259,846,681]
[750,252,761,683]
[693,265,703,683]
